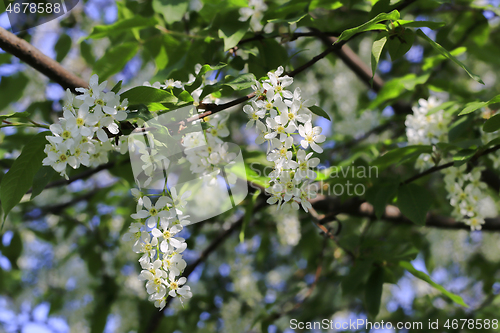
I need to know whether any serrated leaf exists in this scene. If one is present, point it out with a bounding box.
[93,43,139,81]
[308,105,331,121]
[397,183,432,226]
[87,16,157,39]
[120,86,177,106]
[416,29,484,84]
[387,28,414,60]
[335,10,400,44]
[55,33,72,62]
[0,132,50,220]
[371,33,387,83]
[483,113,500,133]
[400,261,468,307]
[365,265,384,318]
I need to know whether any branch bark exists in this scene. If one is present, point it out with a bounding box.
[0,27,88,93]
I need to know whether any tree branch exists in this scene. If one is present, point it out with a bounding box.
[0,27,88,94]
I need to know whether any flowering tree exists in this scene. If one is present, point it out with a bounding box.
[0,0,500,332]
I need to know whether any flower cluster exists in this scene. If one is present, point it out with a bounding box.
[442,165,489,230]
[182,113,238,181]
[43,75,129,178]
[245,66,326,212]
[405,96,450,171]
[238,0,271,32]
[405,97,497,231]
[124,188,193,310]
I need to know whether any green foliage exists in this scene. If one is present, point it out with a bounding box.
[93,42,139,80]
[371,33,387,81]
[0,131,49,221]
[416,29,484,84]
[397,183,433,226]
[308,105,331,121]
[400,261,468,307]
[335,10,400,44]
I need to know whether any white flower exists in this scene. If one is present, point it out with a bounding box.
[133,231,158,262]
[151,221,184,253]
[167,274,188,298]
[122,222,144,246]
[162,79,183,89]
[296,150,319,180]
[298,121,326,153]
[267,137,294,168]
[132,196,172,228]
[243,103,266,128]
[464,215,485,231]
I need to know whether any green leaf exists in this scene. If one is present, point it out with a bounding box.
[0,111,31,122]
[218,17,250,51]
[458,94,500,116]
[372,145,432,169]
[153,0,189,24]
[30,166,57,200]
[387,28,414,60]
[399,261,468,307]
[223,73,256,91]
[80,41,95,65]
[483,113,500,133]
[371,182,399,219]
[87,16,157,39]
[120,86,178,105]
[308,105,331,121]
[54,33,72,62]
[0,73,29,107]
[111,81,123,94]
[453,149,476,167]
[365,265,384,318]
[371,33,387,83]
[0,131,50,220]
[416,29,484,84]
[239,189,260,243]
[395,20,445,29]
[458,101,487,116]
[1,231,23,269]
[335,10,400,44]
[397,183,432,226]
[93,42,139,81]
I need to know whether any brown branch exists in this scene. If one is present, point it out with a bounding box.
[312,196,500,231]
[26,161,116,195]
[402,144,500,186]
[0,27,88,94]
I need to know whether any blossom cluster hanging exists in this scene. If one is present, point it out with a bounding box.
[244,66,326,212]
[43,74,129,179]
[123,187,193,310]
[405,96,494,230]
